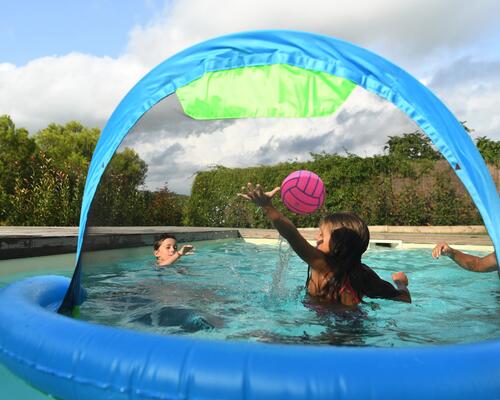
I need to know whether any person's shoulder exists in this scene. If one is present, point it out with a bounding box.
[359,263,378,276]
[350,263,379,288]
[356,263,401,299]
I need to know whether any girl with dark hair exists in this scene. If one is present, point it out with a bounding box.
[238,183,411,305]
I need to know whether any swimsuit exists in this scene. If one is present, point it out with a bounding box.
[338,274,361,305]
[306,263,402,303]
[305,265,361,304]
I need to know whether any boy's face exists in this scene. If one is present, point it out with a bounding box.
[315,223,332,254]
[154,238,178,260]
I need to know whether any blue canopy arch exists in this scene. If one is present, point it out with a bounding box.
[61,30,500,310]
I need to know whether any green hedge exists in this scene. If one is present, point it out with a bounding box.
[185,153,483,228]
[2,115,496,227]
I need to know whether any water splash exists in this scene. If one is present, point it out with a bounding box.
[269,235,293,300]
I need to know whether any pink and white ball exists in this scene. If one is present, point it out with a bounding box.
[280,170,325,214]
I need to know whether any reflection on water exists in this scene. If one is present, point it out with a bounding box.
[131,306,220,332]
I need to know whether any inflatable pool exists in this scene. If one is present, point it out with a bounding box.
[1,275,499,399]
[1,31,499,399]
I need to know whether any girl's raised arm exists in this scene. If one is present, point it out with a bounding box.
[238,183,328,272]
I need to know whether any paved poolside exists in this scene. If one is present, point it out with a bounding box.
[0,225,493,260]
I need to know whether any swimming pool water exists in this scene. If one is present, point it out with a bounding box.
[1,239,499,397]
[77,239,500,347]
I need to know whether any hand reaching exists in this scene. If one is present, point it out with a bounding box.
[391,271,411,303]
[237,182,280,208]
[178,245,194,256]
[392,271,408,286]
[432,242,452,258]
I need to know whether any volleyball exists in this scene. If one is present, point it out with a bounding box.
[280,170,325,214]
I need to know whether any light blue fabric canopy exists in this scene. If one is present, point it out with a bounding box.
[61,30,500,309]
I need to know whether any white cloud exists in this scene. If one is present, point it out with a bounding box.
[0,63,16,73]
[126,0,500,71]
[0,53,148,133]
[1,0,499,194]
[428,57,500,139]
[128,88,417,193]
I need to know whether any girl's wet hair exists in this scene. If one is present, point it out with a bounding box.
[319,212,370,300]
[321,212,370,264]
[154,233,178,251]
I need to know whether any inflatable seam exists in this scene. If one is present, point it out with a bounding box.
[0,346,184,400]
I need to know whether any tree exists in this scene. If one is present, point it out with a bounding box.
[460,120,474,134]
[2,117,151,226]
[476,136,500,167]
[90,148,148,225]
[384,131,440,160]
[0,115,37,221]
[8,152,83,226]
[146,184,184,226]
[34,121,100,176]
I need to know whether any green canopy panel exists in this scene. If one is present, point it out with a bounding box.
[176,64,356,119]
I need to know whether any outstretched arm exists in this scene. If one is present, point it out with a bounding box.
[432,242,497,273]
[359,267,411,303]
[390,272,412,303]
[238,183,329,273]
[157,245,194,267]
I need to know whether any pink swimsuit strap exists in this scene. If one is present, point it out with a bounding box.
[339,275,361,305]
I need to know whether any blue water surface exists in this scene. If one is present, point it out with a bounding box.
[78,239,500,347]
[1,239,499,398]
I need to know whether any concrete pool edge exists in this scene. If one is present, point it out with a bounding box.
[243,237,495,252]
[0,226,494,259]
[0,227,240,260]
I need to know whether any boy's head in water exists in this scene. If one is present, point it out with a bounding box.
[153,234,194,266]
[154,234,178,264]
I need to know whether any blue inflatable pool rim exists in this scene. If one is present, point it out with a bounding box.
[1,275,499,399]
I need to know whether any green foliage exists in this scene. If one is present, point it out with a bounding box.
[185,163,324,228]
[384,130,440,160]
[144,186,185,226]
[392,185,431,225]
[360,176,396,225]
[88,150,186,227]
[88,148,150,226]
[185,154,486,228]
[8,152,83,225]
[476,136,500,167]
[1,114,495,228]
[428,174,479,225]
[34,121,100,175]
[2,116,165,227]
[1,118,99,225]
[0,115,37,220]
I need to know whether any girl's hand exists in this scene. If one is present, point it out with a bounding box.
[237,182,280,208]
[392,271,408,286]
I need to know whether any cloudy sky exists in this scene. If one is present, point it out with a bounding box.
[2,0,499,194]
